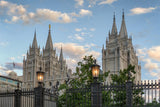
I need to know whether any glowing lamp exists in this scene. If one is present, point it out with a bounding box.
[36,68,44,83]
[91,60,100,78]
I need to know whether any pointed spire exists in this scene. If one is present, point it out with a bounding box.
[119,9,128,37]
[45,24,53,50]
[59,45,64,70]
[59,45,63,62]
[32,30,38,49]
[111,12,117,35]
[106,36,108,45]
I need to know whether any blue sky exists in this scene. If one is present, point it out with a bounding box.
[0,0,160,80]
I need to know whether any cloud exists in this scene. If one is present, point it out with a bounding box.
[136,47,160,78]
[54,42,100,71]
[0,0,26,15]
[5,62,23,70]
[0,1,92,24]
[148,46,160,62]
[98,0,117,5]
[0,65,12,76]
[130,7,156,15]
[75,28,82,32]
[143,59,159,72]
[75,0,84,7]
[79,9,92,16]
[75,34,84,41]
[0,42,8,47]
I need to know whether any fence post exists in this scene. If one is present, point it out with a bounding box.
[126,81,133,107]
[34,85,44,107]
[91,82,102,107]
[14,89,22,107]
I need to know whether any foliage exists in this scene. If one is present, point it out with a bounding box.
[110,64,145,106]
[57,55,109,107]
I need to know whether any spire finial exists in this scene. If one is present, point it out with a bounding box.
[111,12,117,35]
[113,12,115,22]
[49,24,51,30]
[122,9,124,19]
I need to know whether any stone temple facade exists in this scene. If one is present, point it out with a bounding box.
[102,12,141,84]
[23,25,72,88]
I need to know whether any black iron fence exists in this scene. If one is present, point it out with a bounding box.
[0,87,57,107]
[66,80,160,107]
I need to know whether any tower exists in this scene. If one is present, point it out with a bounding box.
[102,12,141,84]
[23,25,72,88]
[23,30,41,87]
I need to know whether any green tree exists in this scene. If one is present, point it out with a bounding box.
[57,55,109,107]
[110,64,145,106]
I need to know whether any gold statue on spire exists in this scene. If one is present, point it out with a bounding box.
[49,24,51,30]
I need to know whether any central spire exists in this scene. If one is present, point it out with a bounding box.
[111,12,117,35]
[32,30,38,49]
[119,10,128,37]
[45,24,53,50]
[59,45,64,62]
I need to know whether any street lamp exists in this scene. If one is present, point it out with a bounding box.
[91,60,100,81]
[36,67,44,87]
[91,59,102,107]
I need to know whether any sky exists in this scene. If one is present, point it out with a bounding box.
[0,0,160,81]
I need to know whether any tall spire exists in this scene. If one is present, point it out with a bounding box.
[59,45,63,61]
[111,12,117,35]
[45,24,53,50]
[32,30,38,48]
[119,10,128,37]
[59,45,64,70]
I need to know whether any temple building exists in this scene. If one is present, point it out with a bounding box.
[23,25,72,88]
[102,12,141,83]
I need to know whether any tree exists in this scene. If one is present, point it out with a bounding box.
[110,64,145,106]
[57,55,109,107]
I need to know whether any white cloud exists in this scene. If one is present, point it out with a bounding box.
[136,48,147,57]
[0,65,12,76]
[75,28,82,32]
[79,9,92,16]
[75,0,84,7]
[143,59,159,72]
[0,0,26,15]
[136,47,160,77]
[75,34,84,41]
[98,0,117,5]
[0,1,92,24]
[148,46,160,62]
[54,42,100,71]
[130,7,156,15]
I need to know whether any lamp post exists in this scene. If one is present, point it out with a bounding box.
[91,60,100,82]
[91,60,102,107]
[35,67,45,107]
